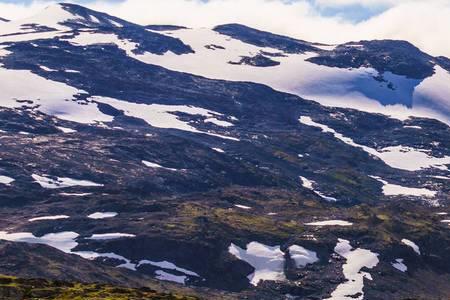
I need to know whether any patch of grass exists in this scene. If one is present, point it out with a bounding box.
[0,275,198,300]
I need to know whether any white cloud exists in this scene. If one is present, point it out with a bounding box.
[1,0,449,57]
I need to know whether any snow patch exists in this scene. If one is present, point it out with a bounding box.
[0,231,78,253]
[228,242,286,286]
[212,147,225,153]
[86,233,136,240]
[305,220,353,226]
[0,175,15,185]
[401,239,421,255]
[392,259,407,272]
[299,176,337,202]
[74,251,137,271]
[370,176,437,198]
[142,160,178,171]
[57,126,77,133]
[32,174,103,189]
[59,192,92,197]
[138,260,199,277]
[155,270,187,284]
[325,239,379,300]
[288,245,319,268]
[87,212,118,219]
[234,204,252,210]
[229,242,317,286]
[92,96,238,141]
[39,65,57,72]
[28,215,69,222]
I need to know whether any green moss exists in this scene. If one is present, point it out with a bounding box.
[0,275,198,300]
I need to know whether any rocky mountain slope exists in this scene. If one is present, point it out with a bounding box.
[0,3,449,300]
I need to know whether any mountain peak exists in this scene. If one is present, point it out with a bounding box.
[1,2,130,34]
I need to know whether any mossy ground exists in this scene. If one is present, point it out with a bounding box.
[0,275,198,300]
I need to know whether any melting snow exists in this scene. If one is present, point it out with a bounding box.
[401,239,421,255]
[142,160,178,171]
[305,220,353,226]
[325,239,379,300]
[370,176,437,198]
[86,233,136,240]
[0,229,195,284]
[92,96,238,141]
[300,176,314,190]
[234,204,252,210]
[204,117,234,127]
[39,65,57,72]
[75,251,137,271]
[212,147,225,153]
[59,192,93,196]
[0,175,15,185]
[299,176,337,202]
[288,245,319,267]
[138,260,199,277]
[28,215,69,222]
[440,220,450,227]
[155,270,187,284]
[0,67,112,124]
[57,126,77,133]
[229,242,318,286]
[32,174,103,189]
[299,116,450,171]
[377,146,450,172]
[87,212,118,219]
[392,259,407,272]
[0,231,78,253]
[229,242,286,286]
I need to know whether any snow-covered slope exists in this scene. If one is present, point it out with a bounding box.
[1,3,449,124]
[133,27,450,124]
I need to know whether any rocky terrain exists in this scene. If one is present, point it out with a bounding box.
[0,3,449,300]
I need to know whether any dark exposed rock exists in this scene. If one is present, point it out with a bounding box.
[214,23,319,54]
[146,25,189,31]
[307,40,436,79]
[229,54,280,67]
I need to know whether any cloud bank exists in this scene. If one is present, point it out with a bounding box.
[1,0,449,58]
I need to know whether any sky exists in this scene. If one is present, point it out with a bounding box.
[0,0,449,58]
